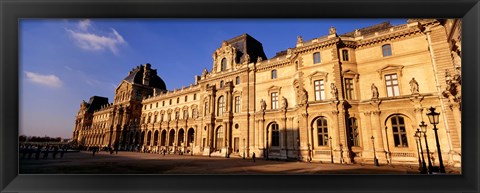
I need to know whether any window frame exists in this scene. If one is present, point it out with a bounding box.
[313,52,321,64]
[234,96,240,113]
[385,73,400,97]
[271,92,278,109]
[391,115,408,147]
[271,69,277,79]
[217,96,225,116]
[314,79,325,101]
[342,49,349,61]
[382,44,392,57]
[221,58,227,71]
[344,78,354,100]
[271,123,280,147]
[316,117,329,146]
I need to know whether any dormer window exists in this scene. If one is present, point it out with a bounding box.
[221,58,227,71]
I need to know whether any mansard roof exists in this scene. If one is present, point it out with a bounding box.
[123,63,167,90]
[86,96,109,113]
[225,33,268,63]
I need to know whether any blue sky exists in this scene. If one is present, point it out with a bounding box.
[20,18,407,138]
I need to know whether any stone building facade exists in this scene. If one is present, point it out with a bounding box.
[72,19,461,167]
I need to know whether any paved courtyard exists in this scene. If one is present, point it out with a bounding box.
[19,151,460,174]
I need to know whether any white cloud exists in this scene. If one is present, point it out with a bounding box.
[25,71,63,88]
[66,20,126,55]
[77,19,91,31]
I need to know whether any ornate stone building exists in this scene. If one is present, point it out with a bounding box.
[72,19,461,167]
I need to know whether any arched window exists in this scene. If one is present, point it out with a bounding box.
[315,117,328,146]
[216,126,224,150]
[271,123,280,147]
[217,96,225,116]
[221,58,227,71]
[192,108,198,118]
[348,118,359,146]
[271,70,277,79]
[382,44,392,57]
[313,52,321,64]
[220,80,224,88]
[391,115,408,147]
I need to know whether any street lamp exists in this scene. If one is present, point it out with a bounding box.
[419,121,433,174]
[371,136,379,166]
[328,136,333,163]
[426,106,445,173]
[415,129,427,174]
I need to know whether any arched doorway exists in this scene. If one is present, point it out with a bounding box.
[169,129,175,146]
[178,129,185,146]
[161,130,167,146]
[153,130,159,146]
[187,128,195,147]
[146,130,152,146]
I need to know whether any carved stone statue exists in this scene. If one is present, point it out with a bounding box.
[300,88,308,104]
[354,29,361,36]
[330,83,338,100]
[257,56,263,63]
[281,96,288,110]
[409,77,419,94]
[244,54,250,64]
[329,26,336,35]
[445,69,452,85]
[260,99,267,111]
[371,83,379,99]
[201,68,208,79]
[297,36,303,44]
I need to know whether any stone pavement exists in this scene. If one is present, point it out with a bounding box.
[19,151,461,174]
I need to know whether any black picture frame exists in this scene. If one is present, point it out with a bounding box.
[1,0,478,192]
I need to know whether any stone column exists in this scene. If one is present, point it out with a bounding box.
[372,110,386,163]
[281,117,288,159]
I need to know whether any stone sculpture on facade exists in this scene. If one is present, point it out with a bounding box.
[329,26,337,35]
[330,83,338,100]
[297,36,303,44]
[409,77,419,94]
[201,68,208,79]
[260,99,267,111]
[371,83,379,99]
[281,96,288,110]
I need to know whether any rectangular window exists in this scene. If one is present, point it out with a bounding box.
[314,80,325,101]
[271,70,277,79]
[150,104,152,109]
[162,101,165,106]
[234,96,240,113]
[235,76,240,85]
[385,74,400,97]
[185,95,188,102]
[169,99,172,105]
[271,92,278,109]
[342,50,349,61]
[193,94,197,100]
[313,52,321,64]
[147,115,151,124]
[344,78,354,100]
[177,97,180,103]
[156,102,158,108]
[153,115,157,123]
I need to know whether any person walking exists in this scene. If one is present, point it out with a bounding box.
[252,152,256,163]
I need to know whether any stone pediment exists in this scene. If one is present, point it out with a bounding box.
[342,69,359,82]
[377,64,404,79]
[267,85,282,94]
[308,71,329,84]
